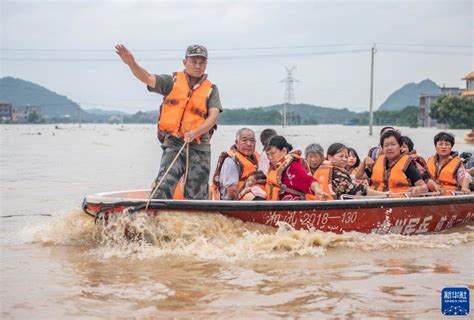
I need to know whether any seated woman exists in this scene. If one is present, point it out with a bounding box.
[367,126,398,160]
[305,143,325,175]
[238,170,267,201]
[346,147,360,174]
[426,132,471,195]
[346,147,368,186]
[356,130,428,197]
[265,136,328,201]
[315,143,388,199]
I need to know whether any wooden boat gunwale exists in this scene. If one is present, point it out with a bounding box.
[83,189,474,212]
[82,190,474,235]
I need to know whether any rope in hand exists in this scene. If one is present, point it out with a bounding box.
[145,142,188,212]
[183,142,190,197]
[181,122,192,199]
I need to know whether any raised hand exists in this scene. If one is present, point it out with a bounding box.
[115,44,135,66]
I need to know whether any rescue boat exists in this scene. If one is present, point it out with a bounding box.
[82,190,474,235]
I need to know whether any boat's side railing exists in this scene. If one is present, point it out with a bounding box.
[340,194,388,200]
[339,191,459,200]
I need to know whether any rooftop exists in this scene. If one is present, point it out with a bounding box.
[462,71,474,80]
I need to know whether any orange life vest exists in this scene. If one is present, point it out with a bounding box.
[172,176,186,200]
[209,146,260,199]
[426,155,461,191]
[265,153,319,201]
[231,149,260,189]
[158,71,213,144]
[313,161,335,200]
[370,154,412,193]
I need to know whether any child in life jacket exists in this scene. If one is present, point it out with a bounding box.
[238,170,267,201]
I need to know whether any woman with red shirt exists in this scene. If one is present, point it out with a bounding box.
[265,136,327,201]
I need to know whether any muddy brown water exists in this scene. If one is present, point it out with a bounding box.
[1,124,473,319]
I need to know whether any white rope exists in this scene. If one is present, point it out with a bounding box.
[145,142,188,211]
[183,142,190,197]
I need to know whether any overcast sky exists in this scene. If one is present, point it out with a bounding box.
[1,0,472,113]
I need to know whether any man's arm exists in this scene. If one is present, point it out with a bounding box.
[219,158,240,200]
[115,44,156,88]
[183,108,220,143]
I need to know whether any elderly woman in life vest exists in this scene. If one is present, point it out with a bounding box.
[264,136,328,201]
[356,130,428,197]
[304,143,325,175]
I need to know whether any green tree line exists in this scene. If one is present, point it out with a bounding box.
[219,108,320,125]
[430,95,474,129]
[349,106,419,127]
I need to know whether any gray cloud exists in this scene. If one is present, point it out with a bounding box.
[2,0,472,112]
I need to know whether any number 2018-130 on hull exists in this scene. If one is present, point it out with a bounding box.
[83,190,474,235]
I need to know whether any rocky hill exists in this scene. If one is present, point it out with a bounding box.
[0,77,85,119]
[378,79,439,111]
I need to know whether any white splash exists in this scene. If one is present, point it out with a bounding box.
[22,209,474,262]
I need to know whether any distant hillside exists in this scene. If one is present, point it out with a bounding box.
[219,103,363,125]
[0,77,86,119]
[379,79,439,111]
[264,103,360,124]
[85,108,125,116]
[0,76,435,126]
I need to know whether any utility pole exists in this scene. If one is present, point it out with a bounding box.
[280,66,299,127]
[78,103,82,128]
[369,44,376,136]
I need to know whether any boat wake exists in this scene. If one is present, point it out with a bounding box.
[22,209,474,262]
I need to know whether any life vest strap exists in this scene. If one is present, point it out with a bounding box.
[190,106,207,119]
[163,99,179,105]
[279,184,306,198]
[211,151,230,189]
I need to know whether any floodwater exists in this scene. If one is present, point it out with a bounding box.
[1,124,473,319]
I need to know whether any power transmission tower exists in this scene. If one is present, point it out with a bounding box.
[280,66,299,127]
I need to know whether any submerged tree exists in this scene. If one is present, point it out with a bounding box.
[27,111,40,123]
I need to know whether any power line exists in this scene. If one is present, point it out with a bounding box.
[0,43,372,52]
[1,42,470,52]
[0,49,371,62]
[3,48,471,63]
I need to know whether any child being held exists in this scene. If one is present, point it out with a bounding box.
[238,170,267,201]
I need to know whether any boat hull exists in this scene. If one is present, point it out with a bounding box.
[83,190,474,235]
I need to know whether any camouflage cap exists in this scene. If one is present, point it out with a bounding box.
[186,45,208,59]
